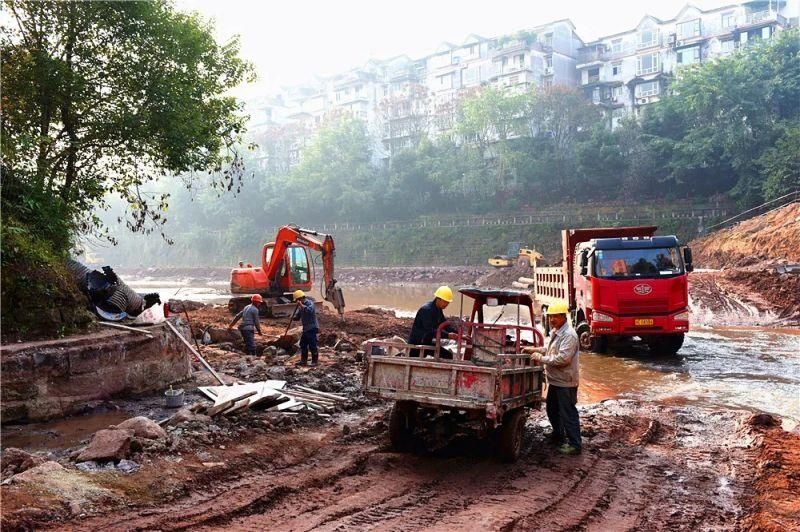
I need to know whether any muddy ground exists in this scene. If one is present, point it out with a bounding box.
[2,304,798,531]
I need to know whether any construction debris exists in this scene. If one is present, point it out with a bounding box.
[197,379,346,416]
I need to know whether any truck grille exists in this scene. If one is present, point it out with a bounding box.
[618,298,669,315]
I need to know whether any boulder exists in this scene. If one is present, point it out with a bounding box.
[115,416,167,440]
[336,341,355,353]
[1,447,47,478]
[168,299,207,313]
[201,327,240,345]
[748,413,780,427]
[165,407,211,427]
[76,429,133,462]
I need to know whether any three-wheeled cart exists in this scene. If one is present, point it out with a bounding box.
[364,288,545,461]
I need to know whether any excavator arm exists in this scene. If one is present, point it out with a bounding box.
[264,225,346,318]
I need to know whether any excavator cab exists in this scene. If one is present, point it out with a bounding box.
[231,244,314,295]
[262,243,313,290]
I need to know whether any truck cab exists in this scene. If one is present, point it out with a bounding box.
[532,226,692,356]
[573,235,692,355]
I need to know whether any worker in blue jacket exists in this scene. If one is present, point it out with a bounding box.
[292,290,319,366]
[408,286,459,359]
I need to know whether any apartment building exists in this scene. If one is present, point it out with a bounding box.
[251,19,582,161]
[251,1,797,161]
[577,1,796,128]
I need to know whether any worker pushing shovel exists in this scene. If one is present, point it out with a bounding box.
[292,290,319,367]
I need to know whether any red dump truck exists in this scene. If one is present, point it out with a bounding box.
[533,226,693,355]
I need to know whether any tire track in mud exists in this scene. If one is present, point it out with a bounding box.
[59,404,758,531]
[65,443,379,531]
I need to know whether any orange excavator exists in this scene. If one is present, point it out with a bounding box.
[228,225,346,318]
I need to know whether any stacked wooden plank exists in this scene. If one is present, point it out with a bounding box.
[198,380,346,417]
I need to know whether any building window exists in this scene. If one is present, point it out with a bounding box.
[721,12,736,28]
[544,77,553,88]
[636,53,659,75]
[502,57,508,67]
[636,80,659,97]
[543,33,553,47]
[762,26,772,39]
[335,92,341,102]
[638,28,658,48]
[612,85,624,100]
[677,46,700,65]
[611,39,623,54]
[588,67,600,83]
[720,39,735,54]
[546,55,553,68]
[469,44,477,55]
[509,74,519,85]
[612,61,622,76]
[677,19,701,39]
[517,53,525,66]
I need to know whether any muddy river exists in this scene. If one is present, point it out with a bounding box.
[126,280,800,428]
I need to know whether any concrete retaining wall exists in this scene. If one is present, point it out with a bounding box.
[1,320,192,423]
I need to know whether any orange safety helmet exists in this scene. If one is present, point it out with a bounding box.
[251,294,264,303]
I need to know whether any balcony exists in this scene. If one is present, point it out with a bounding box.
[576,49,609,67]
[745,10,786,26]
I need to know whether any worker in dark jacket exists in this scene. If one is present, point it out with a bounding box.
[292,290,319,367]
[408,286,459,359]
[228,294,263,356]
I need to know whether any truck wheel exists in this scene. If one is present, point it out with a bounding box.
[576,322,608,353]
[647,334,684,356]
[498,408,526,462]
[388,401,417,451]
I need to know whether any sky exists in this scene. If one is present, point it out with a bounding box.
[178,0,790,97]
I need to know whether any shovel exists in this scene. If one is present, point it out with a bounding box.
[269,305,300,349]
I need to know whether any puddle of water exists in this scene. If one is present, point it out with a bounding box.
[1,411,130,451]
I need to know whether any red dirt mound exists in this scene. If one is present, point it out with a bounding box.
[691,202,800,269]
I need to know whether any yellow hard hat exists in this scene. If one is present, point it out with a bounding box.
[293,289,305,301]
[545,301,569,315]
[433,285,454,303]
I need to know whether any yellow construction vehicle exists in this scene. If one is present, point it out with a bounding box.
[488,242,542,268]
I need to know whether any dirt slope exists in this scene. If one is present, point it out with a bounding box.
[691,202,800,269]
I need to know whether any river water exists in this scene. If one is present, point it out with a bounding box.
[129,279,800,429]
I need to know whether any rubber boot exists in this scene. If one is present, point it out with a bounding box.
[309,350,319,367]
[296,350,308,366]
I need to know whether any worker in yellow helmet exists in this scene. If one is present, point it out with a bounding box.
[291,290,319,367]
[407,286,459,359]
[523,301,581,455]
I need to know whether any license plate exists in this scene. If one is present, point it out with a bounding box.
[635,319,654,326]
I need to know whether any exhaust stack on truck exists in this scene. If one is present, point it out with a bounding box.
[533,226,693,355]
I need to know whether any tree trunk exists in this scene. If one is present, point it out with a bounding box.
[59,4,78,203]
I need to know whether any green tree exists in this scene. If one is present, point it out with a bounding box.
[1,0,254,240]
[759,126,800,201]
[1,0,253,338]
[639,29,800,205]
[286,115,379,222]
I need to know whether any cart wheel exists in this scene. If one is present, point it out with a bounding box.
[388,401,417,451]
[498,408,526,462]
